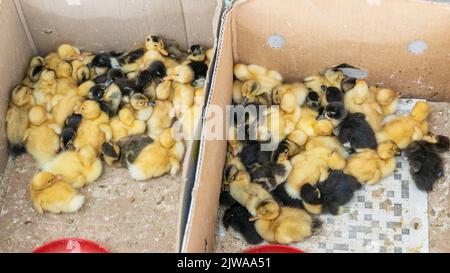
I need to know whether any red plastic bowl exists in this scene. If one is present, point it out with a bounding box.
[32,238,110,253]
[245,245,305,253]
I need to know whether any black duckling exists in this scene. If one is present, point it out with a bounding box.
[404,135,449,192]
[60,114,83,151]
[223,204,264,245]
[301,171,362,215]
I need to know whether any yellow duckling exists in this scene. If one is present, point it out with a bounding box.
[33,69,57,110]
[23,56,45,86]
[127,129,185,180]
[287,107,333,146]
[241,80,272,105]
[165,64,195,84]
[344,141,399,185]
[172,83,195,117]
[272,82,309,107]
[54,61,79,96]
[78,81,96,97]
[51,94,85,127]
[24,106,61,166]
[344,80,384,132]
[255,207,319,245]
[228,170,281,221]
[376,101,433,149]
[305,136,347,157]
[71,58,92,84]
[110,108,146,142]
[42,145,103,189]
[234,64,283,95]
[44,52,63,71]
[130,93,154,121]
[147,100,175,140]
[30,172,85,214]
[6,85,35,154]
[370,86,399,116]
[74,100,112,154]
[57,44,81,61]
[286,147,346,199]
[177,103,202,141]
[280,92,302,125]
[258,106,295,145]
[155,80,173,101]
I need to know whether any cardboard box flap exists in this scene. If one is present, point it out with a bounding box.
[182,6,233,253]
[18,0,218,54]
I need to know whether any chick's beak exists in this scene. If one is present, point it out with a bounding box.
[248,216,259,222]
[54,174,64,182]
[159,48,169,57]
[164,75,174,81]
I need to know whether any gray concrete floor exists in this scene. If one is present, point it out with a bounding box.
[0,154,183,253]
[214,102,450,253]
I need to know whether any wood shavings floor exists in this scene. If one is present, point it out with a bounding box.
[213,102,450,253]
[0,154,184,253]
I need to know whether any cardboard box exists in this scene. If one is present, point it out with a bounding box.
[0,0,221,252]
[183,0,450,252]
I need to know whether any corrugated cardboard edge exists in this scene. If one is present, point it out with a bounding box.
[176,0,224,252]
[182,1,238,253]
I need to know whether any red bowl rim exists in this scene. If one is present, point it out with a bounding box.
[32,238,110,253]
[244,245,305,253]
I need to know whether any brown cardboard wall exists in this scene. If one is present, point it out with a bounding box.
[18,0,217,54]
[0,0,34,172]
[183,9,233,253]
[232,0,450,101]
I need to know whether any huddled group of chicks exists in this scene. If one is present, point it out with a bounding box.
[220,63,449,245]
[5,35,213,214]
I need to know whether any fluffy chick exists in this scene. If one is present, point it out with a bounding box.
[147,100,175,140]
[42,145,102,189]
[30,172,85,214]
[286,147,346,199]
[370,86,399,116]
[239,80,272,106]
[25,56,45,84]
[130,93,154,121]
[344,141,399,184]
[74,100,112,154]
[24,106,61,166]
[57,44,81,61]
[255,207,322,245]
[339,113,378,151]
[33,69,57,109]
[6,85,35,155]
[344,79,384,132]
[60,114,82,151]
[51,93,85,127]
[127,129,185,180]
[110,108,146,142]
[223,204,264,245]
[287,107,333,146]
[258,106,295,145]
[376,101,432,149]
[272,82,309,107]
[300,171,362,215]
[172,82,195,117]
[234,64,283,95]
[228,170,281,221]
[404,135,449,192]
